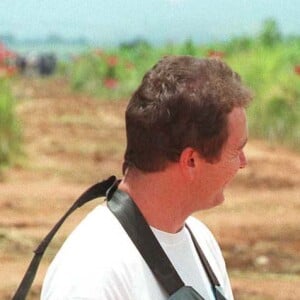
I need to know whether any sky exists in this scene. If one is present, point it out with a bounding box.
[1,0,300,46]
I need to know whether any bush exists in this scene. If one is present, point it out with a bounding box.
[259,18,282,47]
[261,76,300,149]
[0,79,21,167]
[66,22,300,151]
[225,41,300,150]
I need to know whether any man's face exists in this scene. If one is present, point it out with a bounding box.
[193,107,248,210]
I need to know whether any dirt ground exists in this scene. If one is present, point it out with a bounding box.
[0,77,299,299]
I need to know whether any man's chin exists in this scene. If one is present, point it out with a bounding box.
[195,191,225,211]
[212,191,225,207]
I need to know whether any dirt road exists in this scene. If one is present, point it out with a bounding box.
[1,78,299,299]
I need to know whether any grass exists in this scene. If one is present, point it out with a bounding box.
[0,78,21,168]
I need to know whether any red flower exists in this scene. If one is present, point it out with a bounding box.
[0,65,16,77]
[294,65,300,76]
[125,61,135,70]
[6,66,17,76]
[0,43,16,61]
[103,78,119,89]
[106,55,118,67]
[207,50,225,59]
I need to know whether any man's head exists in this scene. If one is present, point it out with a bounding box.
[124,56,252,173]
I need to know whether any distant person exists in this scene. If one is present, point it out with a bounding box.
[16,55,26,74]
[38,54,56,76]
[41,56,252,299]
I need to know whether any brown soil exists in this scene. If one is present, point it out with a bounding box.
[1,77,299,299]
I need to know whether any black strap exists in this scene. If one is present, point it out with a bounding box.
[186,225,227,300]
[107,189,185,296]
[107,189,226,300]
[13,175,226,300]
[12,176,117,300]
[185,225,220,286]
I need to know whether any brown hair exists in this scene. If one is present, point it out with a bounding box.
[124,56,252,172]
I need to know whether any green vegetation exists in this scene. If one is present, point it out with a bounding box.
[226,43,300,150]
[0,78,21,168]
[66,19,300,150]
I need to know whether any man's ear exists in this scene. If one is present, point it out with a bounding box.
[179,147,198,179]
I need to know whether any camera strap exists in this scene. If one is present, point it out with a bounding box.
[13,176,226,300]
[12,176,117,300]
[107,187,227,300]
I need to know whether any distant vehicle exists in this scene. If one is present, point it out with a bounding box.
[16,53,57,76]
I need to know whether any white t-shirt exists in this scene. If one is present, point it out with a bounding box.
[41,205,234,300]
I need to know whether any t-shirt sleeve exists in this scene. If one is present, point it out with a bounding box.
[41,206,134,300]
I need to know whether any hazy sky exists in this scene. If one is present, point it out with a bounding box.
[1,0,299,45]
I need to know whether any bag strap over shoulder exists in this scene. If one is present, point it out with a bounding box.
[107,188,227,300]
[12,176,117,300]
[13,175,227,300]
[185,225,227,300]
[107,189,185,296]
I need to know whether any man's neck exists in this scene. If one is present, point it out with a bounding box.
[118,167,191,233]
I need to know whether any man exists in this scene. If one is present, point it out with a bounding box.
[41,56,252,299]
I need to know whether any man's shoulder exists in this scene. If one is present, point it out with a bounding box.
[57,204,137,255]
[185,215,227,269]
[186,216,221,253]
[186,216,214,237]
[42,205,145,299]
